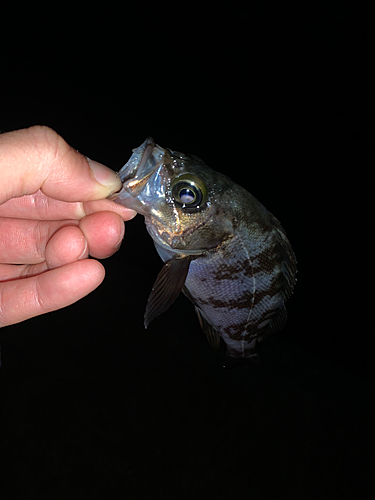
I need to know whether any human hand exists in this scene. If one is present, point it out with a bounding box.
[0,126,136,327]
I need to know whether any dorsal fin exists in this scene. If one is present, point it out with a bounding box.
[144,256,191,328]
[257,216,297,343]
[271,215,297,300]
[257,305,288,343]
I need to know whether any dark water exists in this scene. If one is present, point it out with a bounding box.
[1,3,374,498]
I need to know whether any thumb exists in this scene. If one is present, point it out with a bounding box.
[0,126,122,204]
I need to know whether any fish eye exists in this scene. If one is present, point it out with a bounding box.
[171,174,207,209]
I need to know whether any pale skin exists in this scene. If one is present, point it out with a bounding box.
[0,126,136,327]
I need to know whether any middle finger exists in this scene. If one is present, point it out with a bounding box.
[0,217,79,264]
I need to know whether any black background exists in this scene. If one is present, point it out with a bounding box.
[1,2,374,499]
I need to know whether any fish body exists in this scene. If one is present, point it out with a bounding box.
[113,138,296,360]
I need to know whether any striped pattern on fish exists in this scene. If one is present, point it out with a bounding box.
[183,214,294,358]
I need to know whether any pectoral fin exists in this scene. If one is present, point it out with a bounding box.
[144,256,192,328]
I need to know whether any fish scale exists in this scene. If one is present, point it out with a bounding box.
[185,236,257,356]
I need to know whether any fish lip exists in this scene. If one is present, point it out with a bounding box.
[110,138,166,213]
[119,137,156,184]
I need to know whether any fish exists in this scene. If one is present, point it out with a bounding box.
[112,137,297,362]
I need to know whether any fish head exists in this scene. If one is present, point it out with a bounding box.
[112,138,234,255]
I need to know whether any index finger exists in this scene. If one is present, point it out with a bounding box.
[0,190,137,220]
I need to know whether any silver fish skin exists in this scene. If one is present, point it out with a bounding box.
[112,138,297,360]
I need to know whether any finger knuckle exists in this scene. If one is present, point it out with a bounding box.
[33,221,50,262]
[26,126,71,168]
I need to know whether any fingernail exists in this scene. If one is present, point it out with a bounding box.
[86,157,122,194]
[114,221,125,252]
[78,236,89,260]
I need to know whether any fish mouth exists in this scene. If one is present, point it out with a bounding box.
[110,137,166,215]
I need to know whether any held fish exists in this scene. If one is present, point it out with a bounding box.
[112,138,297,361]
